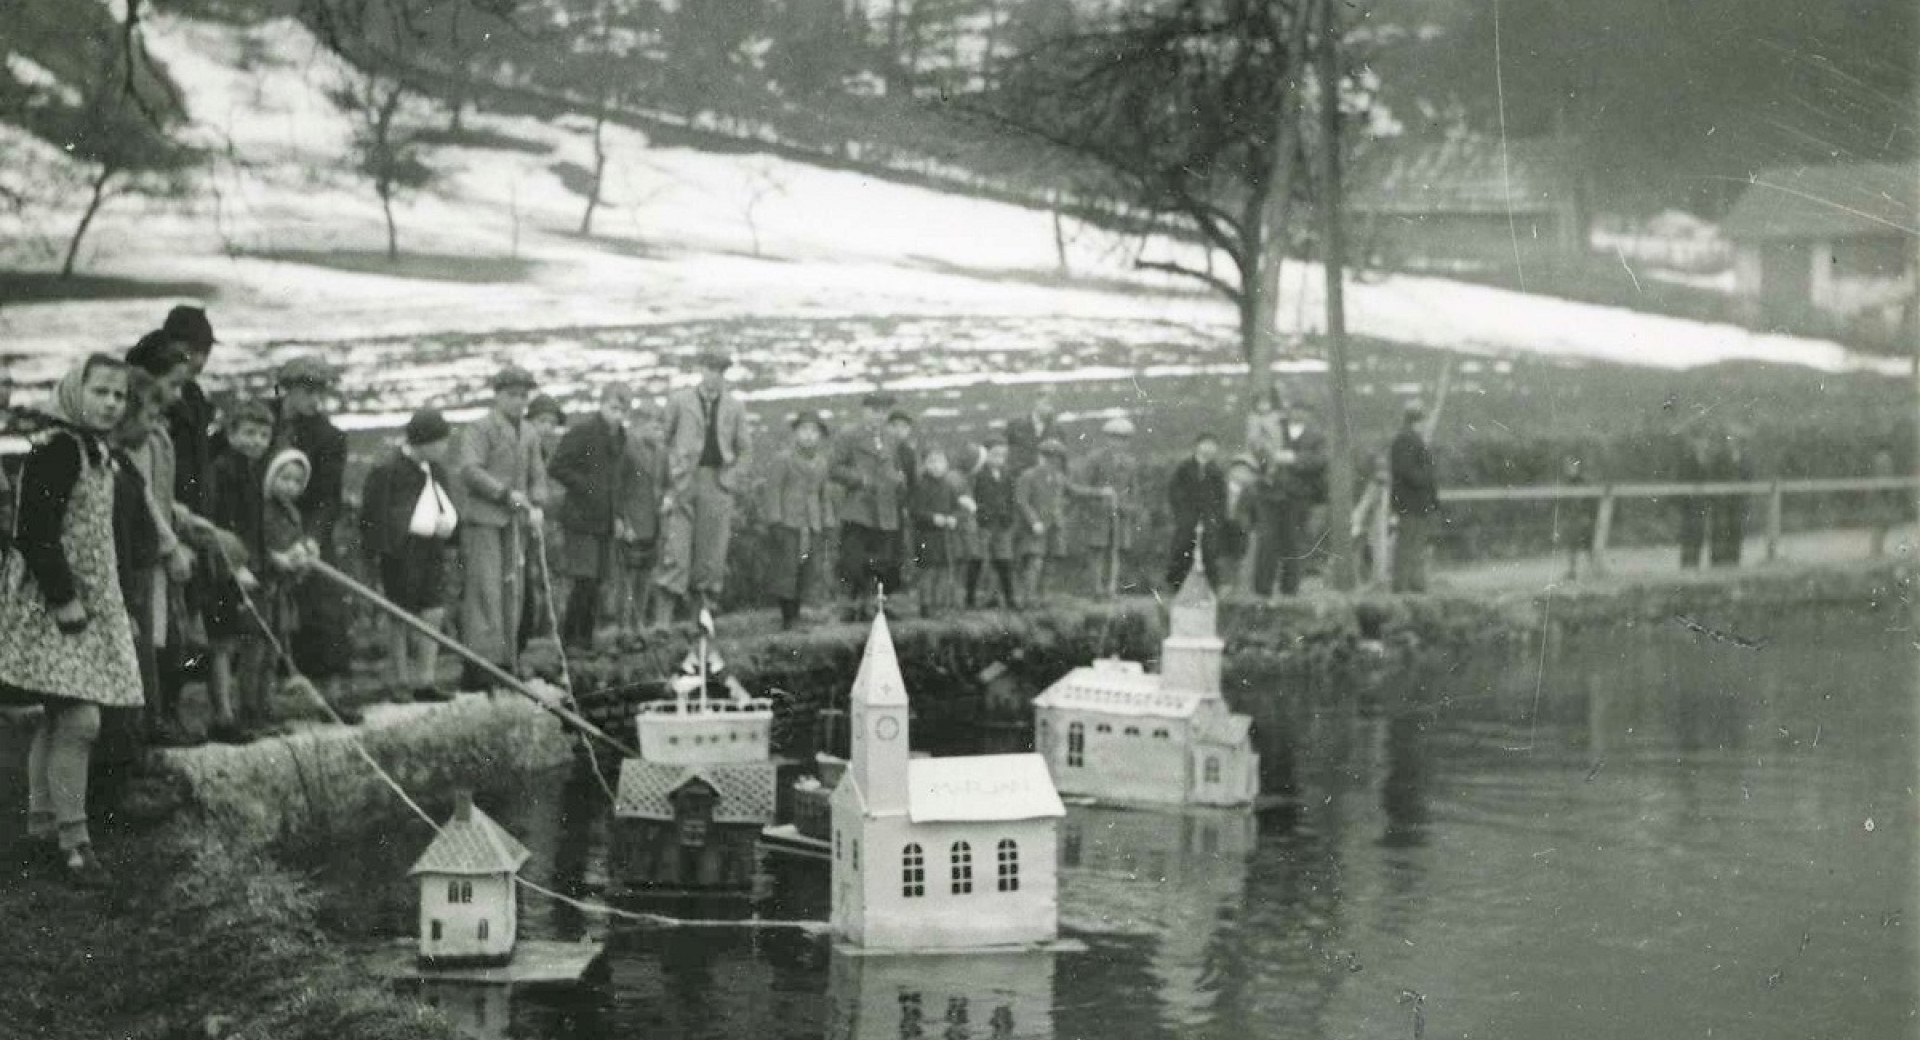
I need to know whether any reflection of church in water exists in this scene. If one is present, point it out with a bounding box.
[824,946,1060,1040]
[1058,805,1256,1025]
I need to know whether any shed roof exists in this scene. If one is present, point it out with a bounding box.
[1720,163,1918,241]
[1349,136,1577,217]
[615,759,779,824]
[906,753,1065,824]
[409,803,531,877]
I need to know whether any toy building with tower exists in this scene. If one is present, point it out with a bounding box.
[1032,548,1259,807]
[410,793,531,966]
[830,611,1066,951]
[614,634,779,889]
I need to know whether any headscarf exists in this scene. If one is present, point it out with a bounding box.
[263,448,312,499]
[50,357,99,427]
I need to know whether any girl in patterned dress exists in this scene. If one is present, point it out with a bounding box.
[0,355,142,885]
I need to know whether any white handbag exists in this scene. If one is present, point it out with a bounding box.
[407,468,459,539]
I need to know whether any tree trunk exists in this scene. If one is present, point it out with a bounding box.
[1050,189,1070,276]
[1317,0,1359,591]
[581,107,608,236]
[381,185,399,261]
[62,165,117,278]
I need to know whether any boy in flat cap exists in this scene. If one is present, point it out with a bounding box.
[454,365,547,684]
[830,390,907,618]
[654,350,750,624]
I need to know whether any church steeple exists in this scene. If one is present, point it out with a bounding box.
[1162,528,1224,697]
[849,610,910,814]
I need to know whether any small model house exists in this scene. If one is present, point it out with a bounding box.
[410,793,530,966]
[830,611,1066,951]
[614,634,780,889]
[1033,550,1259,807]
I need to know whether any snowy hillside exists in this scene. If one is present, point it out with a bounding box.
[0,14,1904,393]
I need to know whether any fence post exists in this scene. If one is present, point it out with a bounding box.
[1766,481,1784,562]
[1590,485,1615,577]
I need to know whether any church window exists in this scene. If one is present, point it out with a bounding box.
[1205,756,1221,784]
[902,844,925,897]
[996,839,1020,892]
[477,919,490,941]
[1095,723,1111,734]
[950,841,974,894]
[430,920,442,941]
[1124,726,1140,737]
[1153,728,1170,739]
[1067,723,1085,767]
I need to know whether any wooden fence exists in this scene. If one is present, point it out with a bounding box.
[1353,473,1918,584]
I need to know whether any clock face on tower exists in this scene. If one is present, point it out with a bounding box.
[874,715,901,741]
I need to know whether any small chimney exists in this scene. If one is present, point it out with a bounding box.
[453,789,474,823]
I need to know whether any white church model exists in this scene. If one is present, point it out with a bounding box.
[831,610,1066,951]
[410,792,530,966]
[1032,546,1259,807]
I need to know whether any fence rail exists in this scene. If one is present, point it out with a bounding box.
[1356,474,1918,584]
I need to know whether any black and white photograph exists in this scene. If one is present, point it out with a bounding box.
[0,0,1915,1036]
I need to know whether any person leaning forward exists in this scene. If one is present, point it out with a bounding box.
[454,365,546,685]
[652,349,750,624]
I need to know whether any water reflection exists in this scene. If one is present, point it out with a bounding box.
[306,606,1915,1040]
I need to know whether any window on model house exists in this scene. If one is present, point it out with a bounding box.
[951,841,974,894]
[447,880,473,904]
[1152,728,1170,739]
[1067,723,1085,767]
[430,920,443,941]
[902,843,925,897]
[477,919,490,941]
[1124,726,1140,737]
[997,839,1020,892]
[1204,756,1221,784]
[682,819,708,847]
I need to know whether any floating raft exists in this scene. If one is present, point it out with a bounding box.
[365,939,607,986]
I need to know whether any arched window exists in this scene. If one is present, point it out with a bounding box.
[996,839,1020,892]
[1204,756,1221,784]
[1067,723,1085,767]
[901,844,925,898]
[447,880,473,904]
[1095,723,1112,734]
[1124,726,1140,737]
[477,919,490,941]
[950,841,974,894]
[1152,728,1170,739]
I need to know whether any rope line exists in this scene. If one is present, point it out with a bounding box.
[204,531,826,933]
[527,518,622,808]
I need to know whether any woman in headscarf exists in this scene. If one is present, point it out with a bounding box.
[0,354,142,885]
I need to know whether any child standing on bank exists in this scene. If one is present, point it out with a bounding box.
[910,449,962,617]
[760,413,831,630]
[967,436,1020,609]
[202,401,274,743]
[359,410,460,702]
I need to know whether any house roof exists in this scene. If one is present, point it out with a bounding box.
[1033,661,1205,718]
[906,753,1066,824]
[615,759,779,823]
[409,803,531,877]
[1349,136,1577,217]
[1720,163,1919,241]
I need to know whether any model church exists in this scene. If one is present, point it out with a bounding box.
[1032,548,1259,807]
[830,611,1066,951]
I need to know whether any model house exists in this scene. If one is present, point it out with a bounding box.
[830,611,1066,951]
[1032,550,1259,807]
[410,792,530,966]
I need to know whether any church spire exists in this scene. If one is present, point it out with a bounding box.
[851,609,908,707]
[1174,526,1215,607]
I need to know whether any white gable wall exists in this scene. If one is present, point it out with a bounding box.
[417,872,517,962]
[1039,706,1192,805]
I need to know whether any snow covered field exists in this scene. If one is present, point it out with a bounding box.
[0,14,1906,418]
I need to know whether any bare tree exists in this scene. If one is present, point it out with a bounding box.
[328,72,436,260]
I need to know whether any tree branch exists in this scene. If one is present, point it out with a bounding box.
[1135,259,1243,302]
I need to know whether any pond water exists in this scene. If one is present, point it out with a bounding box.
[315,605,1917,1040]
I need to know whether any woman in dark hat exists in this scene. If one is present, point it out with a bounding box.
[358,410,460,701]
[760,411,832,630]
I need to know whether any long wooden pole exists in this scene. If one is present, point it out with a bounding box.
[1317,0,1359,591]
[308,559,638,759]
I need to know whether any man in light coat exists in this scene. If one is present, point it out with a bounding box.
[455,365,547,684]
[653,350,751,624]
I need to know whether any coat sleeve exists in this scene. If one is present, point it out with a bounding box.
[458,421,508,504]
[15,433,84,607]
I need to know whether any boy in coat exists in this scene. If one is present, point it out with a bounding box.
[760,412,832,629]
[967,436,1020,609]
[909,449,964,617]
[546,384,632,650]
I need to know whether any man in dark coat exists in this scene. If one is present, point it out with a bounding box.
[1389,402,1441,593]
[1005,391,1058,479]
[1166,433,1228,591]
[830,391,907,616]
[547,384,632,649]
[274,357,354,690]
[161,305,219,515]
